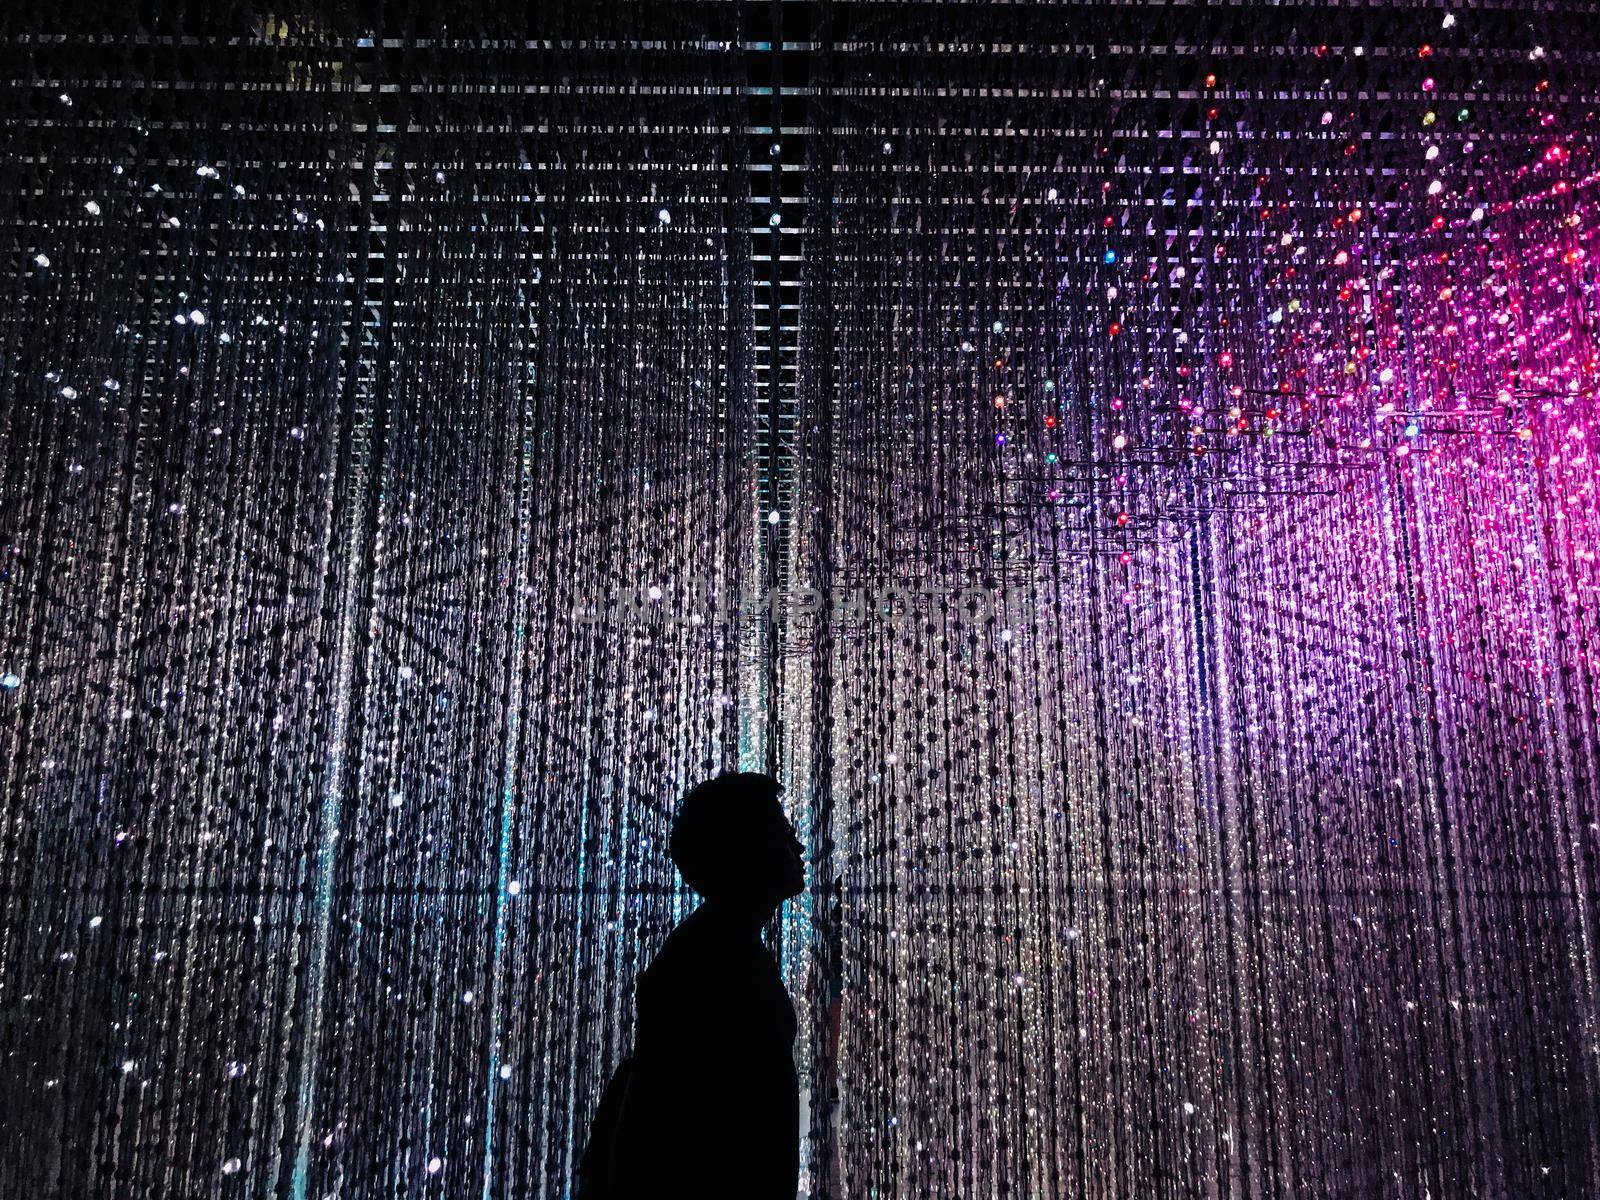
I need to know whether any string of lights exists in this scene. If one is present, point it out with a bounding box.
[2,2,1597,1198]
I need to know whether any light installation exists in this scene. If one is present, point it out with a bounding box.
[1,3,1597,1199]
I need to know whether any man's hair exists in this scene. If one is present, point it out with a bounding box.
[669,771,783,897]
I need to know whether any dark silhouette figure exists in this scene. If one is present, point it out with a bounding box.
[578,772,805,1199]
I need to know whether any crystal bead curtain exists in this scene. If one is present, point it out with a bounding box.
[791,5,1600,1197]
[2,2,1598,1199]
[1,4,758,1196]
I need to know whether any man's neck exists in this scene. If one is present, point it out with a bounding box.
[696,894,781,936]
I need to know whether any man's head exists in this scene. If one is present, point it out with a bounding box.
[669,772,804,906]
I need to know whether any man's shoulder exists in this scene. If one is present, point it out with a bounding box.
[641,910,770,990]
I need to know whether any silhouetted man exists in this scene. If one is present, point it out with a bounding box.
[578,771,805,1199]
